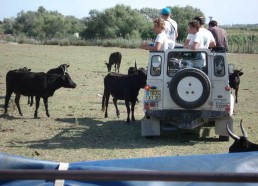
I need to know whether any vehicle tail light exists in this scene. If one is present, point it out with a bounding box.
[225,85,231,91]
[225,104,230,113]
[145,85,151,91]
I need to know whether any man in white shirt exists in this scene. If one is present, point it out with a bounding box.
[161,7,178,49]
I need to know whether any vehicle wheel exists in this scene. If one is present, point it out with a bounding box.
[219,135,229,141]
[169,69,211,109]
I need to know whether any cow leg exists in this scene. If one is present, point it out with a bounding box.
[235,88,238,103]
[34,96,41,118]
[30,96,34,106]
[43,97,50,117]
[114,63,117,72]
[28,96,33,106]
[125,100,131,122]
[104,93,110,118]
[113,97,120,117]
[131,101,136,122]
[4,91,13,114]
[117,64,120,73]
[28,96,30,105]
[14,94,23,116]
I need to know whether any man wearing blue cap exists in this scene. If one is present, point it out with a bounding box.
[161,7,178,49]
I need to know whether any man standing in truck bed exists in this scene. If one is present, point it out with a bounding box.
[161,7,178,49]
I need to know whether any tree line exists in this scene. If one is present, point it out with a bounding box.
[0,5,203,42]
[0,4,257,53]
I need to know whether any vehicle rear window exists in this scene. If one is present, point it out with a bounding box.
[167,51,208,77]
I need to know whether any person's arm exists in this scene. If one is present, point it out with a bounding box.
[224,33,229,51]
[209,32,216,48]
[191,41,199,50]
[183,39,190,48]
[174,21,179,39]
[140,42,161,51]
[209,41,216,48]
[183,33,192,48]
[175,31,178,39]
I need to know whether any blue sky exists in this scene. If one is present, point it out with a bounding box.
[0,0,257,25]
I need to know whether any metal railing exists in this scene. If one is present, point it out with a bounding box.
[1,169,258,183]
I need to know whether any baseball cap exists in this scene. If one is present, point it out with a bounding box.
[194,16,205,25]
[161,7,171,15]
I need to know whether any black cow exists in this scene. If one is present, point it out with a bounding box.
[4,70,76,118]
[227,120,258,153]
[101,68,147,122]
[229,69,243,103]
[106,52,122,73]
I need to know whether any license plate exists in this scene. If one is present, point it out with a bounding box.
[215,99,227,108]
[146,90,161,101]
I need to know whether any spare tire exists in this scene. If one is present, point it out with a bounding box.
[169,68,211,109]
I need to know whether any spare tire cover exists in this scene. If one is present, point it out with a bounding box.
[169,68,211,109]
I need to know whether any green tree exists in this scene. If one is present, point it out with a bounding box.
[14,10,38,37]
[64,16,85,35]
[81,5,151,40]
[2,17,16,34]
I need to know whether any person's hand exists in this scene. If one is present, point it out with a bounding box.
[183,44,189,49]
[140,43,148,50]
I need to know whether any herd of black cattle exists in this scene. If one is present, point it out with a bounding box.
[3,51,257,153]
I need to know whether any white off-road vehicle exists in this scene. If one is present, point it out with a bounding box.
[141,46,235,141]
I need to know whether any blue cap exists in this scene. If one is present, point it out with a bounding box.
[161,7,171,15]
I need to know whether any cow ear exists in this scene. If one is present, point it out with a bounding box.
[239,72,244,76]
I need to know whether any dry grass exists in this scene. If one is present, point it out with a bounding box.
[0,44,258,163]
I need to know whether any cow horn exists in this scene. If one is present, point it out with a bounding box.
[240,119,248,138]
[135,60,137,69]
[60,65,66,75]
[226,121,240,140]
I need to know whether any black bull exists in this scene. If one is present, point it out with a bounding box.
[106,52,122,73]
[101,68,147,122]
[4,70,77,118]
[227,120,258,153]
[229,69,243,103]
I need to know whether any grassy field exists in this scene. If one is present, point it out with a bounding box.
[0,44,258,163]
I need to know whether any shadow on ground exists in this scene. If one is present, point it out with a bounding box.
[4,116,220,151]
